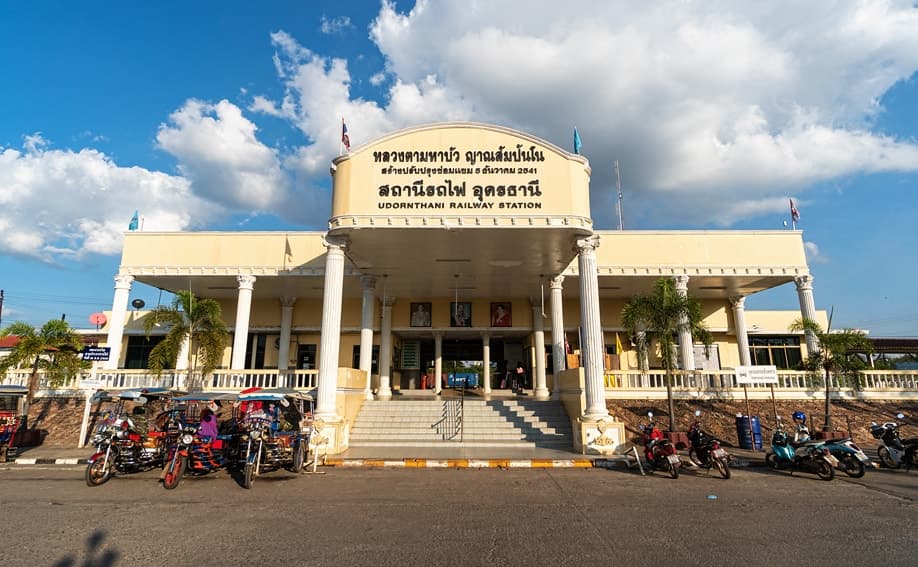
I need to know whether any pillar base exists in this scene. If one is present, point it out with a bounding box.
[533,387,551,400]
[309,416,349,455]
[575,416,626,455]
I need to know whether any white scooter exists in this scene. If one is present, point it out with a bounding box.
[870,413,918,470]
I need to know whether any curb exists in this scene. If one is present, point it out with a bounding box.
[324,458,613,469]
[9,458,90,465]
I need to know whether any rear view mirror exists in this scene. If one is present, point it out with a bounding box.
[694,410,701,417]
[647,411,654,419]
[896,413,905,419]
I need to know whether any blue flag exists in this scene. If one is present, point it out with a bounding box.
[128,210,139,231]
[573,127,582,155]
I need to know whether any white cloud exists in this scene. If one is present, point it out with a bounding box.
[320,15,352,35]
[804,241,829,264]
[0,135,201,262]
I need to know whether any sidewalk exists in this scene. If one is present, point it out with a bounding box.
[3,443,770,469]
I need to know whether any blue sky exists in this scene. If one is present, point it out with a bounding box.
[1,1,917,336]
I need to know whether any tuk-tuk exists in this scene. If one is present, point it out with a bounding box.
[84,387,183,486]
[160,391,240,489]
[236,388,315,488]
[0,385,27,462]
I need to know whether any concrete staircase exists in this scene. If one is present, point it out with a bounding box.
[348,398,573,449]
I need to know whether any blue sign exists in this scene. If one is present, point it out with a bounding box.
[81,347,111,361]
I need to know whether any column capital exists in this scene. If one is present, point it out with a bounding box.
[550,275,565,290]
[729,296,746,309]
[673,274,690,292]
[574,235,601,254]
[279,296,297,308]
[113,274,134,289]
[236,274,256,290]
[323,235,349,252]
[794,274,813,291]
[360,275,377,289]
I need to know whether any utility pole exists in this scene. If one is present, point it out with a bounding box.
[614,160,624,230]
[0,289,4,327]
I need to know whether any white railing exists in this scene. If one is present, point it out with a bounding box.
[602,369,918,401]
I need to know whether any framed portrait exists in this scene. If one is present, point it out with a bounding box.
[450,301,472,327]
[490,302,512,327]
[410,302,431,327]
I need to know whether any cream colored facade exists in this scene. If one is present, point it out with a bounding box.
[101,123,823,453]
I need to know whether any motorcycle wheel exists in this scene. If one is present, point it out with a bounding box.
[878,446,899,469]
[162,455,186,490]
[765,452,782,470]
[291,442,305,473]
[243,462,255,489]
[667,460,680,479]
[840,455,866,478]
[713,457,731,479]
[84,459,114,487]
[815,458,835,481]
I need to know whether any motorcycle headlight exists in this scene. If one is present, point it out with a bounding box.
[92,434,104,445]
[251,429,262,440]
[181,434,194,445]
[116,430,128,439]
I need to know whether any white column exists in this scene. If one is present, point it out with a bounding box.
[104,275,133,369]
[673,275,696,371]
[230,275,256,370]
[175,336,190,370]
[359,276,377,400]
[550,275,565,395]
[434,333,443,395]
[795,275,820,355]
[316,238,346,418]
[532,302,549,400]
[730,296,751,366]
[377,297,394,400]
[482,333,492,396]
[576,236,609,420]
[278,296,296,372]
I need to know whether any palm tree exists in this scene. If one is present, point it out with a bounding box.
[622,277,712,431]
[789,318,873,431]
[0,319,88,427]
[142,290,228,391]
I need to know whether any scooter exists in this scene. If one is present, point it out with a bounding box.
[686,410,731,479]
[639,412,681,479]
[792,420,873,478]
[870,413,918,471]
[765,417,837,481]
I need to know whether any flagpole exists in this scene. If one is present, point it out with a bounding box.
[614,160,624,231]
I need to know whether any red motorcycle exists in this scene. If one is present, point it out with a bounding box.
[640,412,681,478]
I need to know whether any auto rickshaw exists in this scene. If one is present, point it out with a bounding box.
[0,385,27,462]
[160,392,239,489]
[236,388,314,489]
[84,387,181,486]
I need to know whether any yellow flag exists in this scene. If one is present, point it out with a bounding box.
[615,332,624,355]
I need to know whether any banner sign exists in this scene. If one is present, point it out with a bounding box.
[81,347,111,361]
[735,365,778,385]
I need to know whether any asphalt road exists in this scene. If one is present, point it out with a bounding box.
[0,464,915,567]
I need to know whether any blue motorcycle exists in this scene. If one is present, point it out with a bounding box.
[765,416,837,481]
[790,411,874,478]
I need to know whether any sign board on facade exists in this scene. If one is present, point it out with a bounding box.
[735,365,778,385]
[79,379,103,390]
[80,347,111,361]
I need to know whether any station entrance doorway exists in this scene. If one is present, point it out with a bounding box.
[399,337,525,391]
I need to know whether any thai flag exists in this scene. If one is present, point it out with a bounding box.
[790,198,800,223]
[341,119,350,152]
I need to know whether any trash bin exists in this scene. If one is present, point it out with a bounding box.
[735,415,763,450]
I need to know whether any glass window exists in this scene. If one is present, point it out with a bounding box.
[124,335,166,369]
[748,336,802,369]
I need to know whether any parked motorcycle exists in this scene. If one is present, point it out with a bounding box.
[870,413,918,471]
[640,412,681,479]
[687,410,731,479]
[161,393,239,490]
[84,389,175,487]
[789,411,873,478]
[765,416,837,481]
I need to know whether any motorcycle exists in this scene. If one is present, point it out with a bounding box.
[639,412,681,479]
[765,417,837,481]
[161,392,239,490]
[686,410,731,479]
[84,389,176,487]
[793,424,873,478]
[237,389,312,489]
[870,413,918,471]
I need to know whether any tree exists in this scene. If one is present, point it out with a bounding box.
[0,319,89,427]
[789,318,873,431]
[622,277,712,431]
[142,290,228,391]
